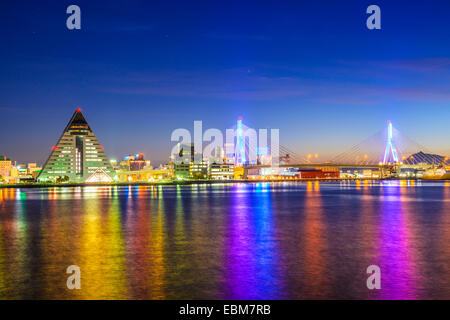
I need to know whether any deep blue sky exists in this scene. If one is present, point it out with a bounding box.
[1,0,450,165]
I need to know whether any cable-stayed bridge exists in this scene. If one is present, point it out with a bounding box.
[120,118,447,181]
[236,118,448,170]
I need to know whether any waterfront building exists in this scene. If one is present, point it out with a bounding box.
[109,159,119,170]
[234,167,245,179]
[10,167,19,178]
[299,169,340,179]
[0,159,40,183]
[246,167,300,180]
[15,164,28,177]
[190,161,209,179]
[0,156,12,178]
[174,163,190,179]
[210,163,234,180]
[38,109,116,183]
[340,168,379,179]
[120,153,151,171]
[27,163,42,175]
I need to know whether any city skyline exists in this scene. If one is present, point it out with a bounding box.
[1,1,450,165]
[2,1,450,304]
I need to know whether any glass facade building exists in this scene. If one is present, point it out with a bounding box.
[38,109,116,182]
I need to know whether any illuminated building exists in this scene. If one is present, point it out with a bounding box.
[10,167,19,178]
[299,170,340,179]
[0,156,12,177]
[190,161,209,179]
[340,168,379,179]
[120,153,151,171]
[234,167,245,179]
[110,159,119,170]
[15,164,28,177]
[38,109,116,182]
[210,163,234,180]
[174,163,190,179]
[26,163,42,180]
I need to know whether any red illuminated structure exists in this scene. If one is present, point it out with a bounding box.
[299,170,340,179]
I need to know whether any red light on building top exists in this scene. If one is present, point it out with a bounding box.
[52,146,58,150]
[76,108,81,112]
[238,116,242,121]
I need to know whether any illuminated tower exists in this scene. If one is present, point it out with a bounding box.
[382,121,399,164]
[38,109,116,182]
[235,116,246,166]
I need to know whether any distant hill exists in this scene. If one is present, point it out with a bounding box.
[403,151,446,165]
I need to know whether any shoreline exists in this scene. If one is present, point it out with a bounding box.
[0,178,425,189]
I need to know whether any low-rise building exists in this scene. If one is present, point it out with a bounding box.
[120,153,151,171]
[234,167,245,179]
[174,163,190,180]
[190,161,209,179]
[0,156,12,178]
[210,163,234,180]
[299,169,340,179]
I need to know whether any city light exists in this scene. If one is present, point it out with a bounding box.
[1,114,449,185]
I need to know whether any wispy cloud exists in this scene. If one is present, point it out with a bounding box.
[95,60,450,104]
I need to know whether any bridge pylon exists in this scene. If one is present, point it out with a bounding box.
[382,121,399,164]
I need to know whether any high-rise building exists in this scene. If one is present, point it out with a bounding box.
[38,109,116,182]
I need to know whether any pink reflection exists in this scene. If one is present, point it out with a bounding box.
[376,182,420,299]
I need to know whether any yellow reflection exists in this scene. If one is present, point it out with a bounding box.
[363,180,370,190]
[77,188,127,299]
[146,189,166,298]
[302,181,328,297]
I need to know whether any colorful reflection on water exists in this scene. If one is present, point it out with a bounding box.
[1,181,450,299]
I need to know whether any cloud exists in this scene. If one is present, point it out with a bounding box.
[87,57,450,104]
[98,70,310,100]
[372,58,450,73]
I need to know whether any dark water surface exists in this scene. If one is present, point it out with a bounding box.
[1,181,450,299]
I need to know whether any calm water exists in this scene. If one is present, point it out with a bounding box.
[1,181,450,300]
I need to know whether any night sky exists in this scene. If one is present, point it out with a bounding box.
[1,0,450,165]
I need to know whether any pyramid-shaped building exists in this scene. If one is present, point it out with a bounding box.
[38,109,116,183]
